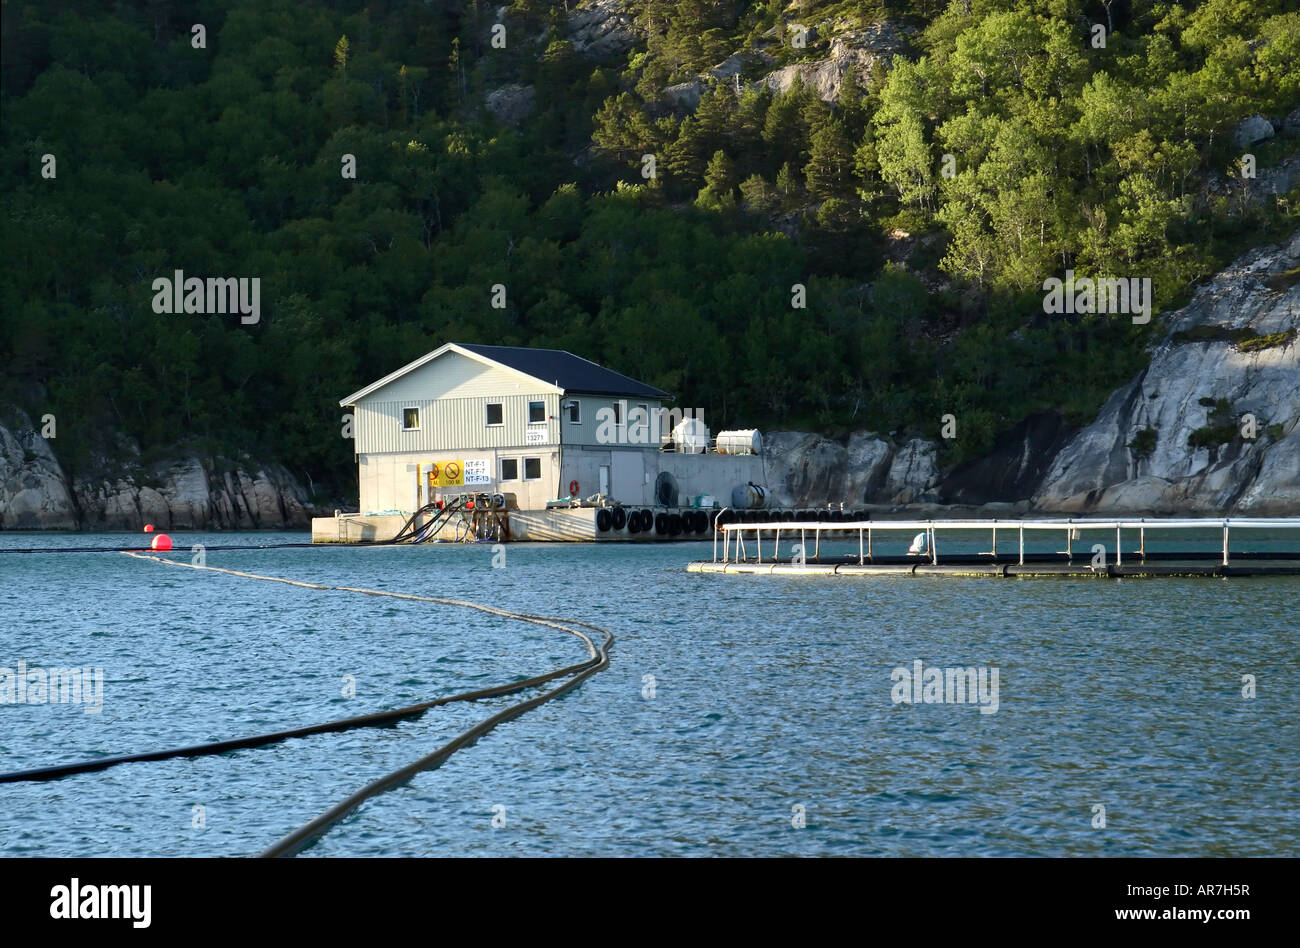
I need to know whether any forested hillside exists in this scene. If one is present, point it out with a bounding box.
[2,0,1297,500]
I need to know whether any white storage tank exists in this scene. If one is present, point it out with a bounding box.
[715,429,763,455]
[672,416,710,454]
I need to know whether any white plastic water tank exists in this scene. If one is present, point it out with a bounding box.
[673,416,710,454]
[715,429,763,455]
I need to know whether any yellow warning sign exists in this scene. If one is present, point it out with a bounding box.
[426,460,464,487]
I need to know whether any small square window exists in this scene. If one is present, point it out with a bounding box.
[500,458,518,481]
[402,407,420,430]
[567,400,581,424]
[485,403,503,426]
[523,457,542,480]
[528,401,546,424]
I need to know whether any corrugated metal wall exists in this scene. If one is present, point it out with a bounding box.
[561,397,665,446]
[355,393,560,454]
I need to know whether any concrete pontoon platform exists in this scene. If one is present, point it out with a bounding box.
[688,558,1300,578]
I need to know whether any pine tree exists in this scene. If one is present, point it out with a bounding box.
[697,149,738,209]
[775,161,803,209]
[762,88,807,173]
[739,173,779,214]
[804,120,854,201]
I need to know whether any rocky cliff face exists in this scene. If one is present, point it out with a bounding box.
[661,18,903,111]
[0,412,319,530]
[760,21,904,102]
[0,413,77,529]
[566,0,638,58]
[1031,232,1300,515]
[762,431,938,507]
[760,231,1300,515]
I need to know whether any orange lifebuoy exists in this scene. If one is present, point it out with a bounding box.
[569,480,580,496]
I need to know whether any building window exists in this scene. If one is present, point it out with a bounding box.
[402,407,420,430]
[567,400,581,424]
[500,458,518,481]
[485,403,503,426]
[528,401,546,424]
[523,457,542,480]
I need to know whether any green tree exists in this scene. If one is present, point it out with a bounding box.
[804,120,855,201]
[696,150,738,210]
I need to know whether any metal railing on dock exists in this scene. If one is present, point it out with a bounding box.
[711,517,1300,568]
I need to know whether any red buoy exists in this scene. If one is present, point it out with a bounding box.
[151,534,172,551]
[143,524,155,533]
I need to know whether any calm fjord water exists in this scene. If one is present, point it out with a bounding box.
[1,532,1296,857]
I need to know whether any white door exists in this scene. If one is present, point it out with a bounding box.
[610,451,643,504]
[599,465,610,497]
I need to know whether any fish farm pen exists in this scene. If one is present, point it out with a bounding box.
[687,518,1300,578]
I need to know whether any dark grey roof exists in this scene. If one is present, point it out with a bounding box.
[459,344,671,399]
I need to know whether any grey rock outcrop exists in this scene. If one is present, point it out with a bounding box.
[485,84,535,125]
[762,22,903,102]
[664,52,756,109]
[662,21,901,111]
[843,431,895,503]
[72,457,314,530]
[1032,231,1300,515]
[0,411,78,529]
[567,0,638,58]
[762,430,934,507]
[1233,114,1276,148]
[881,438,938,504]
[0,412,319,530]
[762,431,851,506]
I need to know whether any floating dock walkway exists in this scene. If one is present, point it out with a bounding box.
[687,518,1300,578]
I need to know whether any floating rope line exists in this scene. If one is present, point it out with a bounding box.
[0,541,323,554]
[1,551,613,858]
